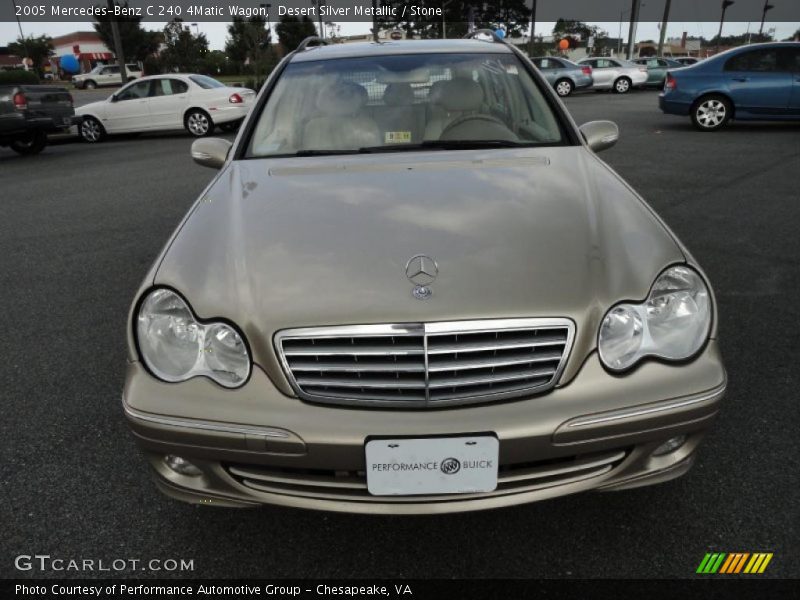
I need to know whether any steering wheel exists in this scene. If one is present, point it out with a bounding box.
[440,113,517,140]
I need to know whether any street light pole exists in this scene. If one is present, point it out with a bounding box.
[626,0,641,60]
[106,0,127,83]
[528,0,537,57]
[716,0,735,55]
[759,1,774,36]
[657,0,672,56]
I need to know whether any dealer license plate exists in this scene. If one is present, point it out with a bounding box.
[365,436,499,496]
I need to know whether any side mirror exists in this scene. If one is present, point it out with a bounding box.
[579,120,619,153]
[109,94,118,102]
[191,137,232,169]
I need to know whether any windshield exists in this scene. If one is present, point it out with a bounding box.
[246,53,565,158]
[189,75,225,89]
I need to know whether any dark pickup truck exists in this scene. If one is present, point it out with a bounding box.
[0,85,79,155]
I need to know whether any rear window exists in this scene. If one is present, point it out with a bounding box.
[246,52,566,158]
[189,75,225,89]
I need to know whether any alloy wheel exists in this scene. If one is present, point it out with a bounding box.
[81,119,102,143]
[615,78,630,93]
[696,99,727,129]
[187,112,210,136]
[556,80,573,97]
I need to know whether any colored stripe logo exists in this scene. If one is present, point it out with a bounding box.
[697,552,773,574]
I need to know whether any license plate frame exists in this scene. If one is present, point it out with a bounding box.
[365,435,499,496]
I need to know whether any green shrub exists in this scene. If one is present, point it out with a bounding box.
[0,70,41,85]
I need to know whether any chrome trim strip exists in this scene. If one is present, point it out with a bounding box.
[274,318,576,408]
[123,403,290,438]
[566,384,726,429]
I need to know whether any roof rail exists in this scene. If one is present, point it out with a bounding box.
[297,36,329,52]
[463,29,508,44]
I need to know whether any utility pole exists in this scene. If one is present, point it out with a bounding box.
[11,0,30,67]
[759,1,774,36]
[716,0,735,55]
[442,0,453,39]
[527,0,537,57]
[626,0,641,60]
[371,0,379,42]
[106,0,127,82]
[657,0,671,56]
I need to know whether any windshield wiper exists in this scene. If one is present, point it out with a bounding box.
[357,140,539,153]
[292,149,364,156]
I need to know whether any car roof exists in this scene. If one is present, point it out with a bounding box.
[290,39,514,63]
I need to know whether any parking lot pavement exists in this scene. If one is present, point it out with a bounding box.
[1,90,798,579]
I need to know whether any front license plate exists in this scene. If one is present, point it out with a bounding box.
[365,436,499,496]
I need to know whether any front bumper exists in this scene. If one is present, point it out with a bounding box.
[123,341,726,514]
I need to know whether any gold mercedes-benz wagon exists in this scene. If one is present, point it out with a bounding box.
[124,33,726,513]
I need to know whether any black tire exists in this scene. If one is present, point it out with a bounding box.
[9,130,47,155]
[612,76,632,94]
[84,80,97,90]
[554,78,574,97]
[79,116,106,143]
[690,95,732,132]
[184,109,214,137]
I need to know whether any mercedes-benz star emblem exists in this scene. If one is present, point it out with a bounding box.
[405,255,438,300]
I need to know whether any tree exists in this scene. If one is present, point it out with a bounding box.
[275,15,317,52]
[160,19,209,72]
[8,35,53,76]
[225,16,271,66]
[705,32,773,47]
[783,28,800,41]
[93,1,160,62]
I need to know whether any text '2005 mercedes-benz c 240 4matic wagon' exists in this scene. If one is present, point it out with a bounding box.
[124,33,726,514]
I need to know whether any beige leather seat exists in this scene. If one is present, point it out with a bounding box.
[303,82,381,150]
[423,78,516,141]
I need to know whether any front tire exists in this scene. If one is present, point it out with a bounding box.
[554,79,574,97]
[80,116,106,143]
[184,109,214,137]
[691,95,732,132]
[9,130,47,155]
[613,77,632,94]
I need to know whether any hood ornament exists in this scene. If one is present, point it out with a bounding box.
[405,255,438,300]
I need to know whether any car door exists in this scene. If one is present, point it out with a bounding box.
[787,47,800,114]
[103,79,153,132]
[147,78,189,129]
[101,65,120,86]
[532,58,557,84]
[723,48,792,114]
[592,59,616,87]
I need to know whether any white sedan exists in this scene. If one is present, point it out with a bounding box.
[76,74,255,142]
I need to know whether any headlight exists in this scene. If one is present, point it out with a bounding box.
[136,288,250,388]
[598,265,711,371]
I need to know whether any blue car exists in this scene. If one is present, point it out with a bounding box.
[659,42,800,131]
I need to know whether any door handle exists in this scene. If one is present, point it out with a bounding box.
[732,77,749,82]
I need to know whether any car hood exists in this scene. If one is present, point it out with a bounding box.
[152,147,685,384]
[75,100,108,116]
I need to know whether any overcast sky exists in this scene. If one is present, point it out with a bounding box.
[1,20,797,52]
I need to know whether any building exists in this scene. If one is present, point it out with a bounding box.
[50,31,114,74]
[0,46,24,71]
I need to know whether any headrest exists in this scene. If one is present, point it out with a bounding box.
[431,79,484,112]
[316,82,368,117]
[383,83,414,106]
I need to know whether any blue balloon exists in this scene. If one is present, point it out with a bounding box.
[60,54,80,74]
[494,28,506,39]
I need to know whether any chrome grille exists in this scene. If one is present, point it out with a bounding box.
[276,319,574,407]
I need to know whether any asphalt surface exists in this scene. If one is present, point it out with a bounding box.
[1,89,798,579]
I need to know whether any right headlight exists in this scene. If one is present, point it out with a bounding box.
[135,288,251,388]
[598,265,711,372]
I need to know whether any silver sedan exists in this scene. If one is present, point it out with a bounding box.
[577,57,649,93]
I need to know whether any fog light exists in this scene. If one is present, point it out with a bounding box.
[164,455,202,476]
[652,435,687,457]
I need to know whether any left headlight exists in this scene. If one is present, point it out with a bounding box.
[136,288,251,388]
[598,265,711,372]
